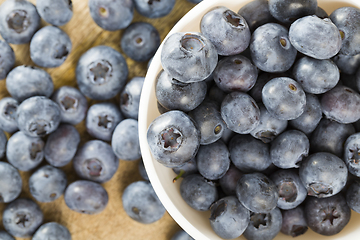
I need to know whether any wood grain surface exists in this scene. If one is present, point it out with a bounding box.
[0,0,196,239]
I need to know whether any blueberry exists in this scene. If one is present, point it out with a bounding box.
[73,140,119,183]
[229,134,272,172]
[305,194,351,236]
[172,157,197,180]
[122,181,165,223]
[0,40,15,79]
[180,174,218,211]
[209,196,250,239]
[293,57,340,94]
[269,169,307,210]
[147,110,201,168]
[36,0,73,26]
[343,132,360,177]
[161,32,218,83]
[268,0,317,24]
[236,173,279,213]
[330,7,360,56]
[0,0,40,44]
[280,206,308,237]
[120,76,144,119]
[221,92,260,134]
[262,77,306,120]
[2,198,43,238]
[76,45,128,100]
[243,207,282,240]
[213,55,258,92]
[0,97,18,133]
[138,159,149,181]
[6,131,44,171]
[333,53,360,75]
[44,124,80,167]
[299,152,348,198]
[64,180,108,214]
[133,0,175,18]
[250,23,297,73]
[155,70,207,112]
[0,161,22,203]
[30,26,72,68]
[32,222,71,240]
[29,165,67,203]
[16,96,61,137]
[121,22,160,62]
[86,102,123,142]
[270,130,309,169]
[0,231,15,240]
[219,165,243,196]
[346,180,360,213]
[88,0,133,31]
[111,119,141,161]
[171,230,194,240]
[6,65,54,102]
[0,128,6,158]
[51,86,88,125]
[200,7,250,56]
[289,16,342,59]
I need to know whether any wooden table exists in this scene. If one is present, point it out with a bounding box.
[0,0,196,239]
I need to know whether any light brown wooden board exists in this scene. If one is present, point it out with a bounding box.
[0,0,196,239]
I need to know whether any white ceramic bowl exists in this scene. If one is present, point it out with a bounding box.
[139,0,360,239]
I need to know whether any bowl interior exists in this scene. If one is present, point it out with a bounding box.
[139,0,360,239]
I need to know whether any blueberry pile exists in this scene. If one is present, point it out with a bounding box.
[0,0,203,239]
[147,0,360,239]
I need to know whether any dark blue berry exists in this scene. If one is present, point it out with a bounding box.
[0,97,18,133]
[281,206,308,237]
[32,222,71,240]
[120,76,144,119]
[0,40,15,79]
[36,0,73,26]
[268,0,317,24]
[0,161,22,203]
[133,0,175,18]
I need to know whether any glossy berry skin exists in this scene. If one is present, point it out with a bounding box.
[229,134,271,173]
[111,119,141,161]
[6,131,44,171]
[219,165,242,196]
[32,222,71,240]
[161,32,218,83]
[0,231,15,240]
[30,26,72,68]
[171,230,194,240]
[270,130,309,169]
[64,180,108,214]
[213,55,257,92]
[262,77,306,121]
[155,70,207,112]
[16,96,61,137]
[293,57,339,94]
[45,124,80,167]
[270,169,307,210]
[0,161,22,203]
[6,65,54,102]
[0,40,15,79]
[281,206,308,237]
[300,152,348,198]
[321,85,360,124]
[89,0,133,31]
[250,104,288,143]
[188,100,225,145]
[343,133,360,177]
[51,86,88,125]
[236,173,279,213]
[36,0,72,26]
[29,165,67,203]
[73,140,119,183]
[147,110,200,168]
[138,159,149,181]
[346,180,360,213]
[221,92,260,134]
[76,45,128,100]
[121,22,160,62]
[250,23,297,73]
[133,0,175,18]
[305,194,351,236]
[268,0,317,24]
[120,77,144,119]
[172,157,197,179]
[330,7,360,56]
[289,93,322,135]
[209,196,250,239]
[122,181,165,223]
[180,174,218,211]
[289,16,342,60]
[86,102,123,141]
[0,0,40,44]
[0,97,18,133]
[0,128,6,158]
[243,207,282,240]
[200,7,250,56]
[2,198,43,238]
[333,53,360,75]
